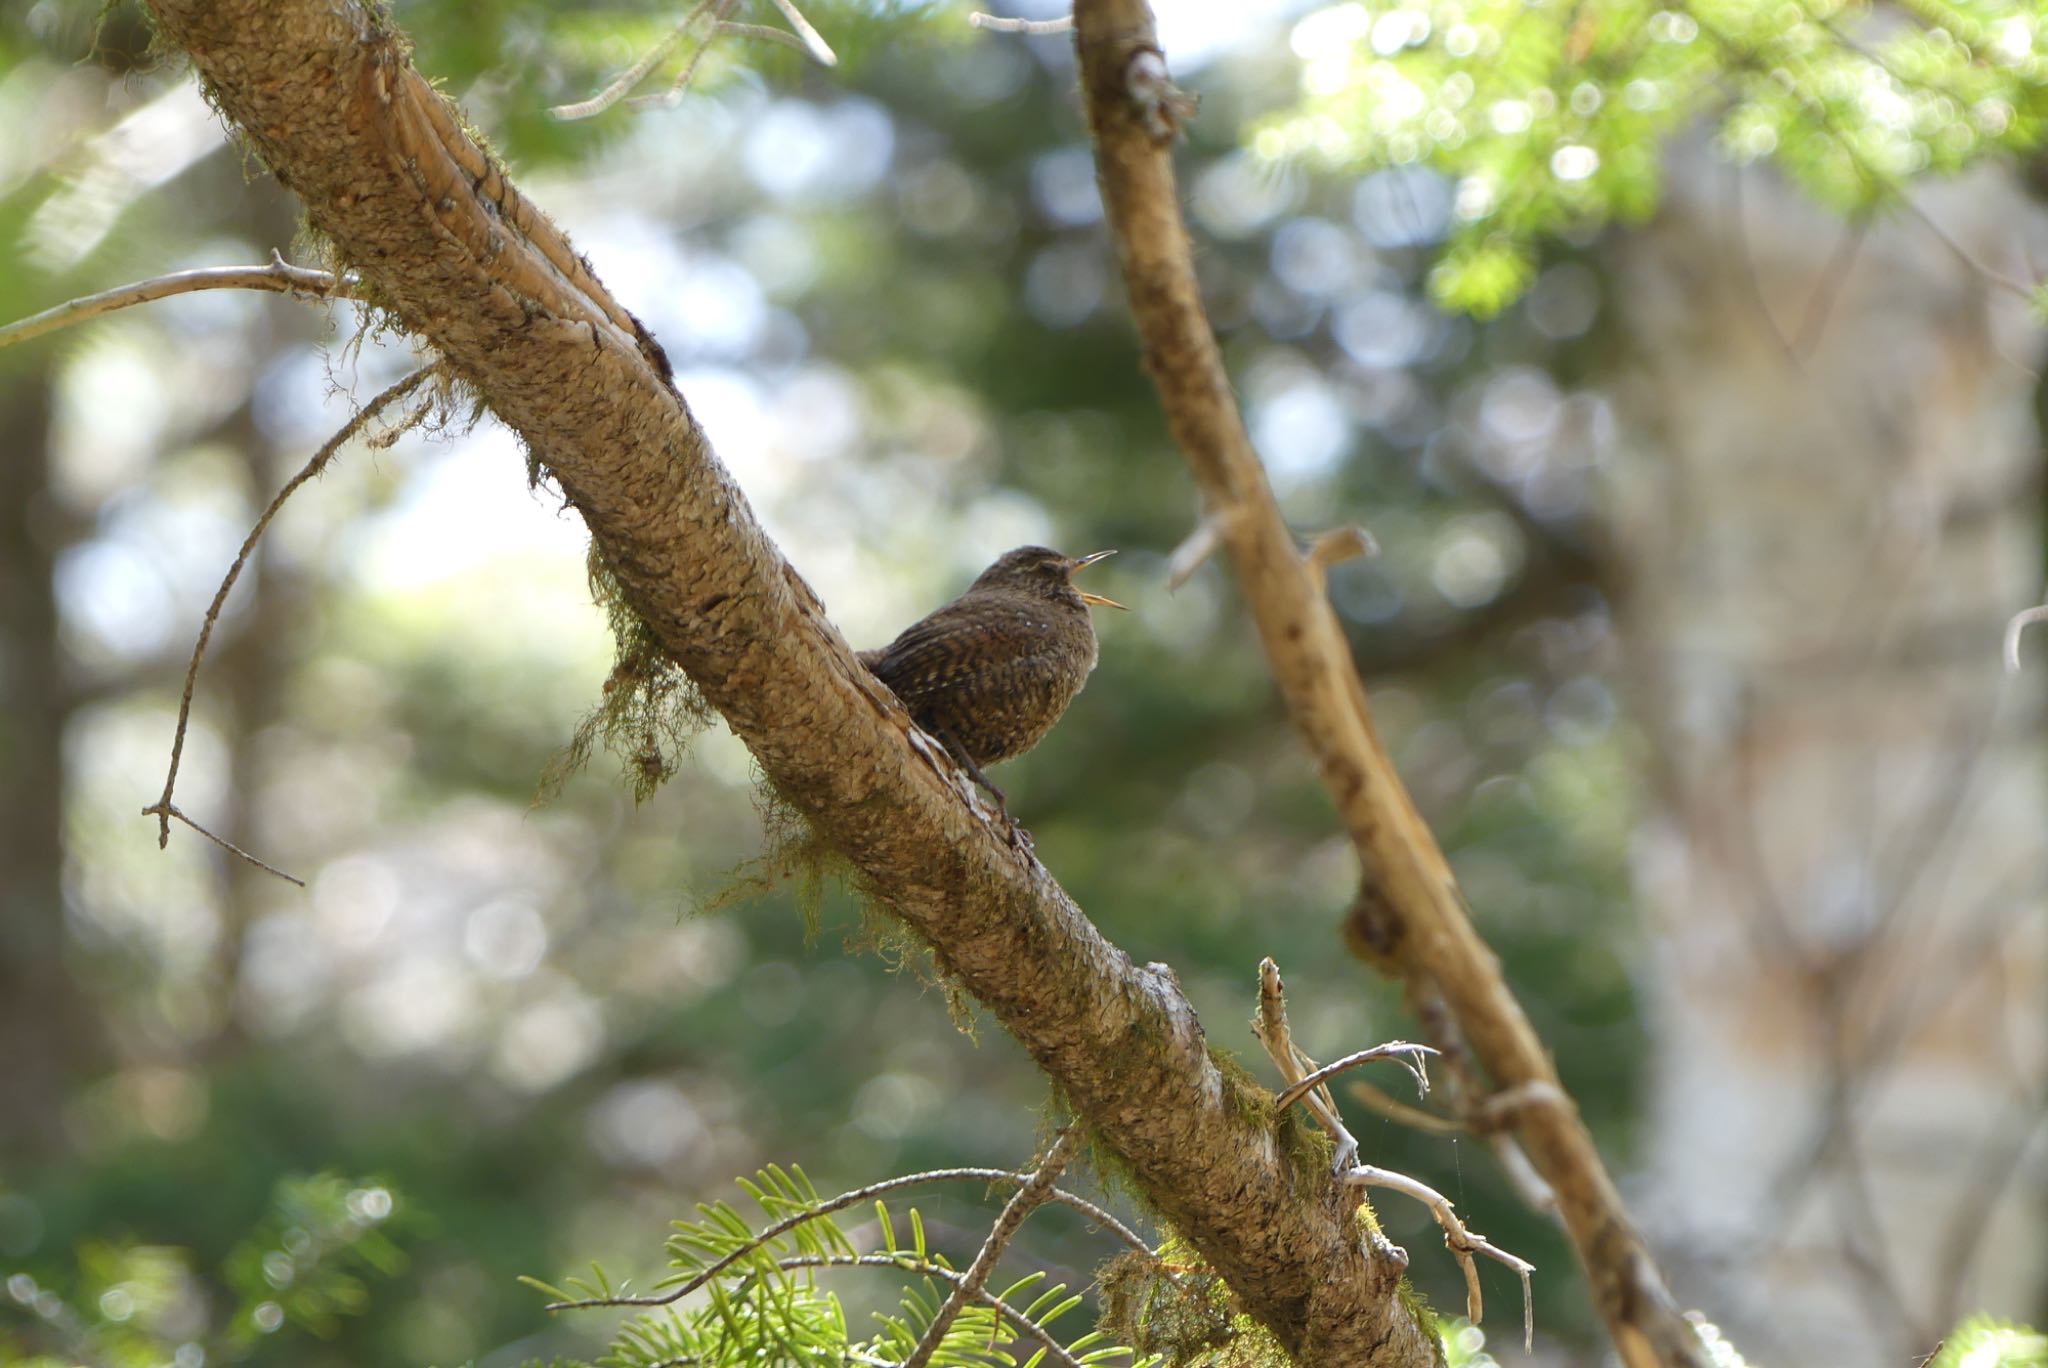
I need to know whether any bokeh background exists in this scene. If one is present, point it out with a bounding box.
[2,1,2043,1365]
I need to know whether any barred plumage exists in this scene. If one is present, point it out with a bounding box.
[860,546,1121,809]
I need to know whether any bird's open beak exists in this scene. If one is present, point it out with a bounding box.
[1071,549,1127,610]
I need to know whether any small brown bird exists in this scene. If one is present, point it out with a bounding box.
[860,546,1124,816]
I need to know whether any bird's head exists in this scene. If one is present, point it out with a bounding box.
[972,546,1126,610]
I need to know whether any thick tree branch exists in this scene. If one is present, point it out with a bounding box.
[134,1,1432,1361]
[1070,3,1711,1366]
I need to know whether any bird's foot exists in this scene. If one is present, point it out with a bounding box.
[933,726,1027,848]
[979,785,1033,852]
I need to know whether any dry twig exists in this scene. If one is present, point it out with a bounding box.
[969,11,1074,33]
[2002,603,2048,674]
[1342,1163,1536,1351]
[545,1163,1148,1311]
[142,363,444,882]
[550,0,726,119]
[1165,511,1230,590]
[1347,1079,1463,1137]
[549,0,834,120]
[903,1127,1077,1368]
[0,253,356,351]
[766,0,838,65]
[1254,959,1530,1346]
[1254,959,1364,1167]
[1272,1041,1435,1115]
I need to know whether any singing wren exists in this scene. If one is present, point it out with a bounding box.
[860,546,1123,814]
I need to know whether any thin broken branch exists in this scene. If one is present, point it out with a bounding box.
[1342,1162,1536,1352]
[143,363,443,879]
[1166,511,1230,591]
[969,11,1074,33]
[146,802,307,887]
[549,0,833,120]
[546,1163,1148,1312]
[1255,957,1532,1347]
[0,254,357,351]
[2002,602,2048,674]
[1254,958,1363,1169]
[1347,1079,1463,1137]
[904,1128,1077,1368]
[1274,1042,1435,1116]
[549,0,727,120]
[766,0,837,65]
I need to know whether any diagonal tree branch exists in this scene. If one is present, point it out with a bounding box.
[133,1,1437,1361]
[1069,3,1713,1366]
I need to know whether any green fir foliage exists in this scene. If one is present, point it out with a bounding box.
[1437,1318,1503,1366]
[530,1164,1163,1368]
[219,1174,406,1347]
[1264,0,2048,312]
[0,1174,402,1368]
[1927,1316,2048,1368]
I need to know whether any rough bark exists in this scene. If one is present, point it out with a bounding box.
[1072,5,1708,1365]
[138,0,1431,1359]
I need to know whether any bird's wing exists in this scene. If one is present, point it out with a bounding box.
[864,600,1016,704]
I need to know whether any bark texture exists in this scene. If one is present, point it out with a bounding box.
[140,0,1431,1359]
[1072,4,1708,1365]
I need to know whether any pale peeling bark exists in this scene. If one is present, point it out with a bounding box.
[1612,160,2048,1364]
[1071,4,1709,1366]
[140,0,1431,1359]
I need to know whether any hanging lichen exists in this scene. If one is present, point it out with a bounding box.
[541,542,717,804]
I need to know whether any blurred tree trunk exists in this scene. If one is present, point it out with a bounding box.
[206,297,305,1052]
[0,368,105,1160]
[1610,160,2048,1362]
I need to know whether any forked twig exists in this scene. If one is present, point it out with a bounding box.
[1273,1041,1436,1114]
[143,363,445,881]
[550,0,834,121]
[1254,958,1361,1167]
[1341,1162,1536,1352]
[1254,958,1534,1350]
[904,1127,1077,1368]
[551,0,723,119]
[148,803,308,887]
